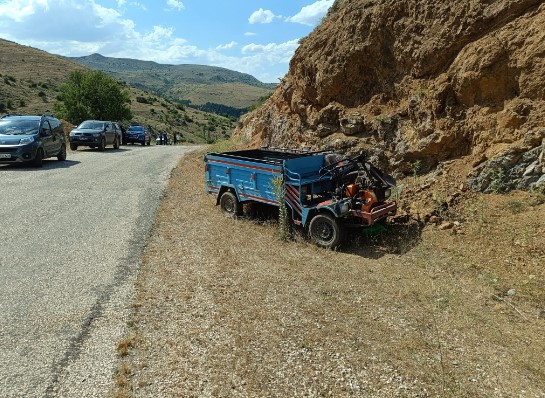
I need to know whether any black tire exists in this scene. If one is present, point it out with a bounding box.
[70,143,77,151]
[113,137,120,149]
[219,191,242,217]
[309,213,342,249]
[32,148,44,168]
[57,144,67,161]
[98,137,106,151]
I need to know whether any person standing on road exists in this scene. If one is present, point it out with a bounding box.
[162,131,168,145]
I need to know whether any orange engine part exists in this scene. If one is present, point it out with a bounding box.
[345,184,359,197]
[360,190,378,213]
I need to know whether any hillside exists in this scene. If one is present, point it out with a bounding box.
[67,54,276,117]
[0,39,234,144]
[236,0,545,218]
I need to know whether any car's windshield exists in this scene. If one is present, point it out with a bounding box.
[78,121,104,130]
[0,119,40,135]
[127,126,144,132]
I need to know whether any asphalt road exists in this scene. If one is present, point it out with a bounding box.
[0,145,198,397]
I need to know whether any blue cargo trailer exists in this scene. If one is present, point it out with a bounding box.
[205,149,397,248]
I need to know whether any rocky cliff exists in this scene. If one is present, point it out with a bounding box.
[236,0,545,195]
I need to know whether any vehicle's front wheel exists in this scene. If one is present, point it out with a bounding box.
[309,213,342,249]
[32,148,44,168]
[98,137,106,151]
[57,144,67,161]
[113,137,120,149]
[219,191,242,217]
[70,143,77,151]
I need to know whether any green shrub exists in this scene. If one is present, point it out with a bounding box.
[271,175,290,241]
[506,200,525,214]
[489,167,506,193]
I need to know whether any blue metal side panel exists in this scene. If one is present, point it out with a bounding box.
[205,154,282,205]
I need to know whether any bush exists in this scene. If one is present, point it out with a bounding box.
[136,96,152,104]
[3,76,14,85]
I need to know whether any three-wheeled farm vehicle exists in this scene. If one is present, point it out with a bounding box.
[204,148,397,248]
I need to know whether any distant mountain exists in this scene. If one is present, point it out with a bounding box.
[67,54,276,117]
[0,38,235,144]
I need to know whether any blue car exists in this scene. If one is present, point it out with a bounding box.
[126,125,151,146]
[0,114,67,167]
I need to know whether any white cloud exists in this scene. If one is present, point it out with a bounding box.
[286,0,334,26]
[248,8,278,24]
[242,40,299,60]
[244,32,256,37]
[166,0,184,11]
[0,0,49,22]
[216,41,237,50]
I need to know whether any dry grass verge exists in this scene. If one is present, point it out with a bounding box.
[112,150,545,397]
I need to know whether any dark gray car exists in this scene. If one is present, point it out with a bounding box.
[69,120,120,151]
[0,114,67,167]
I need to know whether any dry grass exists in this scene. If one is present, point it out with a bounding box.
[111,150,545,397]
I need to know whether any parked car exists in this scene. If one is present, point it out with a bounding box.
[0,114,67,167]
[126,125,151,146]
[69,120,120,151]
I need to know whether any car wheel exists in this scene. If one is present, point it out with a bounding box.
[219,191,242,217]
[98,137,106,151]
[309,213,342,249]
[70,143,77,151]
[32,148,44,168]
[57,144,67,161]
[113,137,120,149]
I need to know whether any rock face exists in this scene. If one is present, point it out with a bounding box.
[235,0,545,191]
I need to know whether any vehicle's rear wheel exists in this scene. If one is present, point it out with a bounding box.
[32,148,44,168]
[309,213,342,249]
[98,137,106,151]
[113,137,120,149]
[57,144,67,161]
[70,143,77,151]
[220,191,242,217]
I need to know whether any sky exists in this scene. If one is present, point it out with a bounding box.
[0,0,335,83]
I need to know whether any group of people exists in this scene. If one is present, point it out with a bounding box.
[158,131,179,145]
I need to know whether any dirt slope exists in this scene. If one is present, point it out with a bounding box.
[235,0,545,205]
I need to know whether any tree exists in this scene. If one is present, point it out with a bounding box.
[54,70,132,124]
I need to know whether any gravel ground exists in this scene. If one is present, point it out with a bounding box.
[0,145,198,398]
